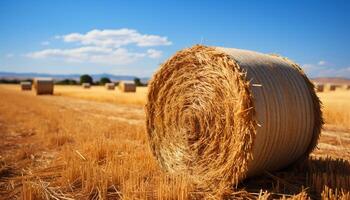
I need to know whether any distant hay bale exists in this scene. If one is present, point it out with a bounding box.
[20,81,32,91]
[339,84,350,91]
[334,85,342,91]
[324,84,339,91]
[82,83,91,89]
[118,81,136,92]
[326,84,334,91]
[146,45,323,192]
[315,83,324,92]
[33,78,54,95]
[105,83,115,90]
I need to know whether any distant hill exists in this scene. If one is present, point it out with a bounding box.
[311,77,350,85]
[0,71,149,83]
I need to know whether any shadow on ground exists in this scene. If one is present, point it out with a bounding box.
[239,156,350,199]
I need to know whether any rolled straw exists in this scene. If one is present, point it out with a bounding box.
[146,45,323,191]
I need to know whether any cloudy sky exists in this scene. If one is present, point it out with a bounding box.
[0,0,349,77]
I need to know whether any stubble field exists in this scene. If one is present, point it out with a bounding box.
[0,84,349,199]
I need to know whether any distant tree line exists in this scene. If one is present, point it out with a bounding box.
[0,78,32,84]
[134,78,146,86]
[79,74,147,86]
[0,75,147,86]
[56,79,78,85]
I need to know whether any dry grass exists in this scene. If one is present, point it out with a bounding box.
[0,84,349,199]
[2,84,349,132]
[0,84,147,106]
[55,85,147,106]
[318,91,350,131]
[53,85,350,131]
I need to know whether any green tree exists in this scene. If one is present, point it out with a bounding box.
[134,78,143,86]
[80,74,93,84]
[56,79,78,85]
[100,77,111,85]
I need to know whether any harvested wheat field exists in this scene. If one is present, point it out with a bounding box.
[0,81,349,200]
[1,0,349,198]
[2,84,147,106]
[54,85,146,105]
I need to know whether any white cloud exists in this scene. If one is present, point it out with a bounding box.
[61,28,172,48]
[302,62,350,78]
[147,49,162,58]
[314,66,350,77]
[27,46,112,59]
[318,60,326,65]
[26,28,169,66]
[41,41,50,46]
[88,48,146,65]
[26,46,146,65]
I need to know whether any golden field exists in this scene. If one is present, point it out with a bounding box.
[0,84,349,199]
[317,91,350,131]
[54,85,148,106]
[3,84,148,106]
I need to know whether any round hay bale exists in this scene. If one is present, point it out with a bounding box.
[146,45,323,191]
[20,81,32,91]
[118,81,136,92]
[315,83,324,92]
[325,84,339,91]
[105,83,115,90]
[339,84,350,91]
[82,83,91,89]
[34,78,54,95]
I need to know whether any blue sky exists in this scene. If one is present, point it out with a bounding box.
[0,0,349,77]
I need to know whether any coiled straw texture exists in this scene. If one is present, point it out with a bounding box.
[146,45,322,191]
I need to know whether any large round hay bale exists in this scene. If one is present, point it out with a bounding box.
[20,81,32,91]
[33,78,54,95]
[146,45,323,191]
[118,81,136,92]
